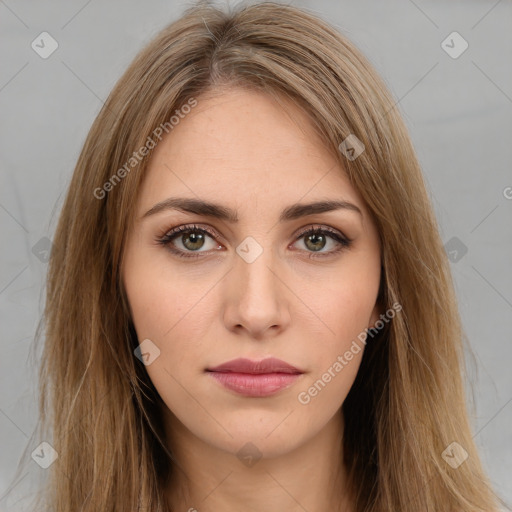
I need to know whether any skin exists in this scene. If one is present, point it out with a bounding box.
[121,86,382,512]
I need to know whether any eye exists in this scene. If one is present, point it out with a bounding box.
[156,224,222,259]
[291,226,352,259]
[156,224,352,259]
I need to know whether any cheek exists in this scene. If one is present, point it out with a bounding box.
[123,245,219,344]
[123,248,226,419]
[295,265,379,402]
[308,265,380,348]
[294,291,370,415]
[123,254,218,424]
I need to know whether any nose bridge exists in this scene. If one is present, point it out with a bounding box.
[239,246,277,298]
[224,236,289,336]
[236,238,280,307]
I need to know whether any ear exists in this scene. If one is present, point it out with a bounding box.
[368,265,385,328]
[368,301,383,330]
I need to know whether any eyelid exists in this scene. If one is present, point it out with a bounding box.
[161,223,222,242]
[159,223,349,243]
[292,224,351,243]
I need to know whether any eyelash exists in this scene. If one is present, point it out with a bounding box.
[155,223,352,260]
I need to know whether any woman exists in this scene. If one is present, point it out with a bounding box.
[30,1,506,510]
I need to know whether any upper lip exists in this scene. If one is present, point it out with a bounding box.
[206,357,303,374]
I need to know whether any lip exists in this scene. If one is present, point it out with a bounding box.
[206,357,304,397]
[207,357,303,374]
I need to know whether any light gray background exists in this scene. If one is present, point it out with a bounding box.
[1,0,511,510]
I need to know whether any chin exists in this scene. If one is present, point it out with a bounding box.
[198,413,314,460]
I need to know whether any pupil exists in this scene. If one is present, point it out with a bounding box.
[306,233,325,251]
[183,232,204,250]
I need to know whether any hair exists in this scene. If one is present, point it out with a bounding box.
[17,1,507,511]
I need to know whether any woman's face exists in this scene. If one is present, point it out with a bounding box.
[121,87,382,460]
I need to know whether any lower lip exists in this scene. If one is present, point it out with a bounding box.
[207,371,302,397]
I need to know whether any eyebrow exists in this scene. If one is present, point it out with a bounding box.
[141,197,362,223]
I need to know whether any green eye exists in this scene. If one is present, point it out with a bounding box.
[157,224,352,260]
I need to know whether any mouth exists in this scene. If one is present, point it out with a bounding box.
[205,357,304,397]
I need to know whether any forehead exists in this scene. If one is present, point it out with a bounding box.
[138,87,366,217]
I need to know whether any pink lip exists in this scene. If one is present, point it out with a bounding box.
[206,357,304,397]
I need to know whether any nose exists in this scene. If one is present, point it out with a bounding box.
[222,246,291,340]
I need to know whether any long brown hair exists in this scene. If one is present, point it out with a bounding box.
[20,1,507,510]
